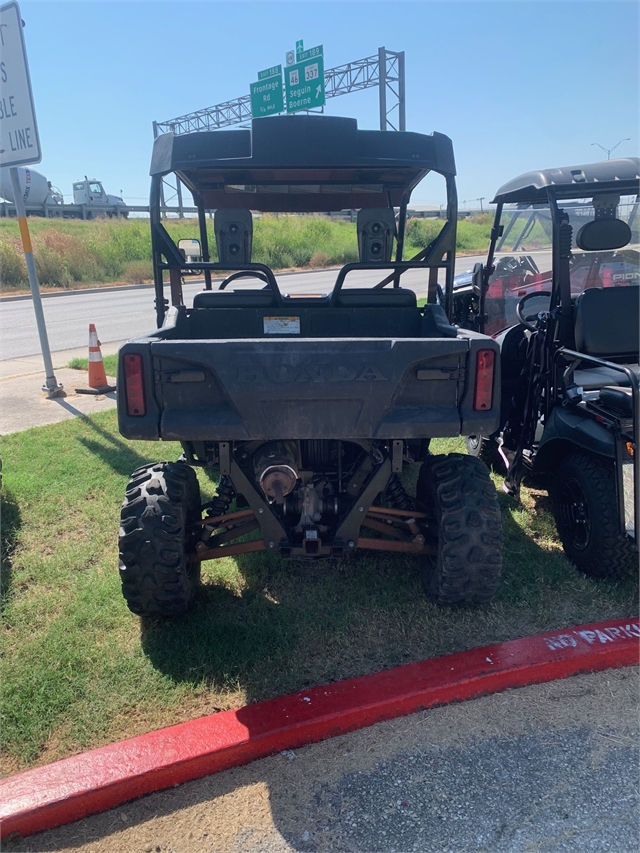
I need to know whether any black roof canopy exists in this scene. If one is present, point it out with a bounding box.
[492,157,640,205]
[150,115,456,212]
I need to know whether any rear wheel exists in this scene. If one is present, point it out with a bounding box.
[466,434,506,475]
[119,462,201,616]
[550,450,635,579]
[417,454,503,606]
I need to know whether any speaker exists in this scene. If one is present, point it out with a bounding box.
[214,209,253,265]
[357,208,396,263]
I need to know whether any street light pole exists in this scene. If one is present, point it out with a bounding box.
[591,138,630,160]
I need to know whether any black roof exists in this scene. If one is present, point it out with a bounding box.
[150,115,455,212]
[492,157,640,204]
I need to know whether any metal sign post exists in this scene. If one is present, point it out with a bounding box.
[0,0,62,396]
[156,47,405,135]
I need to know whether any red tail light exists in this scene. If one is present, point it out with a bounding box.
[473,349,495,411]
[124,354,146,417]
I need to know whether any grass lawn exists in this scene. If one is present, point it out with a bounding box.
[68,354,118,377]
[1,412,637,775]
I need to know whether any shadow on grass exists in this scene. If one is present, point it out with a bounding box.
[1,486,21,612]
[148,476,637,705]
[138,478,640,707]
[140,550,298,698]
[75,415,155,478]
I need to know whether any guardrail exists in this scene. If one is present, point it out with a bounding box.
[0,202,484,220]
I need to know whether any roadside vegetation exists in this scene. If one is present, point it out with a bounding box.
[0,214,492,291]
[1,412,637,775]
[68,354,118,376]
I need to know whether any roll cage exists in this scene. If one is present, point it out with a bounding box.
[481,157,640,342]
[148,115,458,327]
[483,158,639,542]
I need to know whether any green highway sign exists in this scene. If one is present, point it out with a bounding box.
[297,44,322,62]
[250,72,284,118]
[296,39,304,58]
[285,55,325,113]
[258,64,281,81]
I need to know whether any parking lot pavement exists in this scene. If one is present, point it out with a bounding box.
[6,666,639,853]
[0,342,124,435]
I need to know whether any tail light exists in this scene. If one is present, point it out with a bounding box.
[473,349,495,411]
[124,354,146,417]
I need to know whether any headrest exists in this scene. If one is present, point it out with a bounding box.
[576,219,631,251]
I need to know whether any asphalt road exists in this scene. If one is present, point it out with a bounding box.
[0,251,553,361]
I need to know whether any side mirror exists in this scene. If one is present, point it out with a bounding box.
[178,239,202,262]
[471,262,484,295]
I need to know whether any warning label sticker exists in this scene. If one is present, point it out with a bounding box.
[263,316,301,335]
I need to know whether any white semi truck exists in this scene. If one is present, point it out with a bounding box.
[0,167,128,217]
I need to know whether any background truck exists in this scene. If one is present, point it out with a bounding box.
[0,166,128,217]
[117,115,503,618]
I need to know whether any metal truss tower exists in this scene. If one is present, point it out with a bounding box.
[154,47,405,136]
[153,47,405,214]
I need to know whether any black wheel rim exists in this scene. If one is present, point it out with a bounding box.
[559,477,591,551]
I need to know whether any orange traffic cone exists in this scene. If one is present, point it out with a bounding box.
[75,324,116,395]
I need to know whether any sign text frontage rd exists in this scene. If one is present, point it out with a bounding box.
[286,54,325,113]
[250,69,284,119]
[0,0,41,167]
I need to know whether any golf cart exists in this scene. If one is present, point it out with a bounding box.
[453,158,639,578]
[117,115,503,617]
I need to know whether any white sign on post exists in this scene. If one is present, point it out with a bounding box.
[0,2,61,396]
[0,0,41,167]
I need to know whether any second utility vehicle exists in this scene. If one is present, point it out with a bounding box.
[452,158,639,578]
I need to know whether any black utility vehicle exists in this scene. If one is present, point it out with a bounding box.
[117,116,503,617]
[452,158,639,578]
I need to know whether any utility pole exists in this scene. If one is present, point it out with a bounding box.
[477,197,485,213]
[591,138,630,160]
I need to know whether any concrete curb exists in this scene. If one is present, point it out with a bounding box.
[1,617,638,841]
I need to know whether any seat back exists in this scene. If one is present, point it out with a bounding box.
[334,288,417,308]
[573,286,639,359]
[192,290,275,309]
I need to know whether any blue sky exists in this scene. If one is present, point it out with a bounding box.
[11,0,640,208]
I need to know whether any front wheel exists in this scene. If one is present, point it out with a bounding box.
[118,462,201,616]
[416,454,503,606]
[550,450,636,579]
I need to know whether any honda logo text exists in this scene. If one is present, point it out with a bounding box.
[235,363,388,384]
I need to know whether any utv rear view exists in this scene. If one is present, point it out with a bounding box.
[117,115,503,617]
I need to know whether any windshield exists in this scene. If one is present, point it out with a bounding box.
[484,198,639,335]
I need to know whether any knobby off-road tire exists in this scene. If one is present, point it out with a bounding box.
[550,449,636,580]
[465,434,507,476]
[417,453,503,606]
[119,462,201,617]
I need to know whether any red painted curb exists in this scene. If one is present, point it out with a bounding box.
[1,617,638,840]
